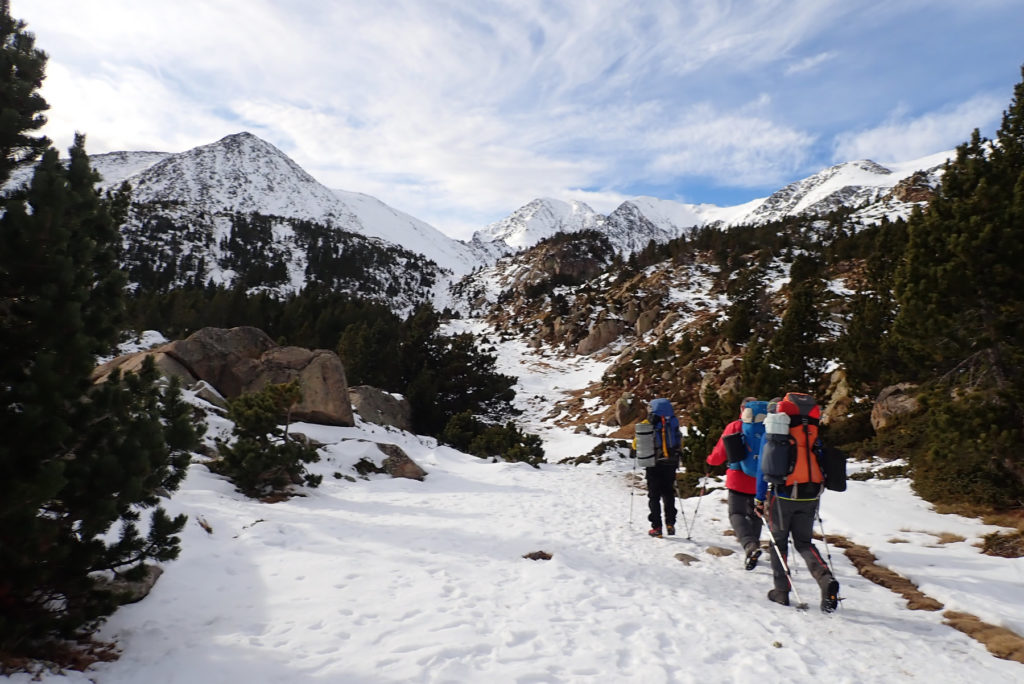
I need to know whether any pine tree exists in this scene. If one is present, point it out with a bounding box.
[0,3,202,654]
[889,65,1024,508]
[893,68,1024,376]
[214,380,322,497]
[0,0,49,186]
[766,254,827,391]
[836,218,908,390]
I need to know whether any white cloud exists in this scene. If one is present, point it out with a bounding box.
[16,0,1020,234]
[832,93,1005,162]
[785,51,838,75]
[40,62,237,154]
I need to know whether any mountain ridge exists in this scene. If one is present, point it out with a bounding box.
[3,131,951,314]
[82,131,951,267]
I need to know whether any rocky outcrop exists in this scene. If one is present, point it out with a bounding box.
[821,369,853,425]
[576,319,626,355]
[350,385,412,432]
[94,326,354,426]
[615,392,645,426]
[889,171,937,203]
[871,383,920,432]
[636,308,661,336]
[376,443,427,480]
[93,564,164,605]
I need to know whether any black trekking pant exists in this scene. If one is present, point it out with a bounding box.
[727,490,763,554]
[766,494,833,593]
[645,465,677,529]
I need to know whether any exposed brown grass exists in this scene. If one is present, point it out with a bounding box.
[931,503,1024,529]
[943,612,1024,664]
[896,528,968,546]
[934,532,966,545]
[830,533,1024,665]
[979,530,1024,558]
[827,535,943,611]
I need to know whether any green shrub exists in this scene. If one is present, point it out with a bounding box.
[557,439,629,465]
[213,381,322,497]
[441,410,545,467]
[907,389,1022,509]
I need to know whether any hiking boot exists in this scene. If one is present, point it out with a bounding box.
[767,589,790,606]
[666,524,676,536]
[744,547,762,571]
[821,578,840,613]
[648,527,663,538]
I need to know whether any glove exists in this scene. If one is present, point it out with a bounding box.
[754,499,765,519]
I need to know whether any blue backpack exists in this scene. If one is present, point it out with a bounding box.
[648,398,682,460]
[733,400,767,477]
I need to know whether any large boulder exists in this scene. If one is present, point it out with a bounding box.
[94,327,354,427]
[162,326,276,398]
[349,385,413,432]
[871,383,920,432]
[821,369,853,425]
[93,350,197,386]
[248,347,354,426]
[615,392,645,427]
[576,319,626,355]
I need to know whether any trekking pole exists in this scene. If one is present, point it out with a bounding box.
[764,494,809,610]
[675,477,689,536]
[816,508,837,576]
[628,455,637,526]
[685,471,708,539]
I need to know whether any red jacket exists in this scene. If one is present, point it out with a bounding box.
[706,418,758,495]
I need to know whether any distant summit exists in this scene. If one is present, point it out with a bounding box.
[469,152,950,257]
[90,132,480,277]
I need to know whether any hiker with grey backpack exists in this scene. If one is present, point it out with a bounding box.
[755,392,847,613]
[632,398,683,538]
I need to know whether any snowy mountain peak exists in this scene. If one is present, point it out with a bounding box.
[95,132,481,277]
[733,154,947,226]
[473,198,602,250]
[129,132,345,221]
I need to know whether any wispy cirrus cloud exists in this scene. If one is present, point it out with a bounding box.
[786,51,838,76]
[16,0,1024,237]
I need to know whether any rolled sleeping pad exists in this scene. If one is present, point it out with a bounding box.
[764,411,790,436]
[634,422,656,468]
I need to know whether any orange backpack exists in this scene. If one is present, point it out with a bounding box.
[777,392,823,485]
[761,392,823,486]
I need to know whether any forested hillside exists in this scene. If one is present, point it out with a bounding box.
[459,66,1024,513]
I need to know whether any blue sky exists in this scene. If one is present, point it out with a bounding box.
[16,0,1024,239]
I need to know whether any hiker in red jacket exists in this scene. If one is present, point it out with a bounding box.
[707,397,765,570]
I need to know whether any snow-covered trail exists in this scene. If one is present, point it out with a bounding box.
[22,432,1021,684]
[13,321,1024,683]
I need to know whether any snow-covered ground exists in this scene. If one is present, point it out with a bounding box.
[14,323,1024,683]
